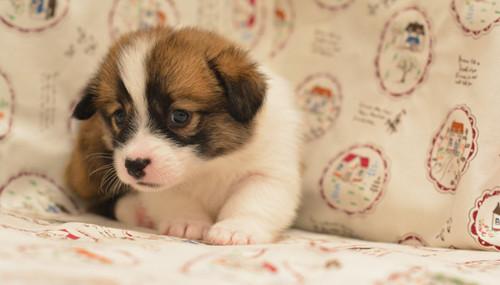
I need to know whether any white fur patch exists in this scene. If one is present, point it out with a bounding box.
[118,37,154,129]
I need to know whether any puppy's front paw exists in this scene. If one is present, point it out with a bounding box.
[159,220,212,241]
[115,194,152,228]
[204,219,274,245]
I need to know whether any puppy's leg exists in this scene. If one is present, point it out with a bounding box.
[205,176,300,245]
[115,193,155,229]
[141,192,213,241]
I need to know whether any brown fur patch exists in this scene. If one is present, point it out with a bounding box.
[65,116,114,200]
[143,28,267,156]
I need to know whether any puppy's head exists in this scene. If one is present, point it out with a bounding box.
[73,28,266,192]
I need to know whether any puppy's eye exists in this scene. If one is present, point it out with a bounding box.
[112,109,126,128]
[169,109,191,127]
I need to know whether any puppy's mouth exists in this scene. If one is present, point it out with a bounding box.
[136,182,163,188]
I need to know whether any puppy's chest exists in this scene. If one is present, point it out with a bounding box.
[151,172,239,214]
[188,177,233,210]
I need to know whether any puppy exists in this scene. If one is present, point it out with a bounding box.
[66,27,302,245]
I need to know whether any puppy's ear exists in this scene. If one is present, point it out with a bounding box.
[207,48,267,123]
[73,82,98,120]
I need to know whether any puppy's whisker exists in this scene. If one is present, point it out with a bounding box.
[85,156,113,168]
[113,177,127,197]
[99,168,115,194]
[88,164,113,178]
[97,165,127,200]
[85,152,112,161]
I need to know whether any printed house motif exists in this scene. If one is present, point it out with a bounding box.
[311,85,333,98]
[334,153,369,184]
[468,188,500,250]
[109,0,179,40]
[296,73,342,142]
[375,7,432,96]
[404,22,425,52]
[30,0,57,20]
[320,145,388,215]
[270,0,294,57]
[446,121,466,155]
[434,120,468,174]
[427,106,477,193]
[492,203,500,232]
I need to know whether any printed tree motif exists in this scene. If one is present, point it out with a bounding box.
[376,8,432,97]
[396,54,418,83]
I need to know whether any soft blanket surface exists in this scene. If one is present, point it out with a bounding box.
[0,210,499,285]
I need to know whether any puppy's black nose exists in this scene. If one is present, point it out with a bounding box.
[125,158,151,179]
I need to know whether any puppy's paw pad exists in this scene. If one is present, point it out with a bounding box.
[159,220,212,241]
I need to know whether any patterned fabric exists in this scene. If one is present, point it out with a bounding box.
[1,0,500,269]
[1,1,500,282]
[292,0,500,251]
[0,210,499,285]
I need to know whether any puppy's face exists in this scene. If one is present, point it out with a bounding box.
[73,28,266,192]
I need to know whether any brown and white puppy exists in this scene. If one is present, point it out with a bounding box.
[66,27,302,245]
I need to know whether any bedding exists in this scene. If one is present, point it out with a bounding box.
[0,209,500,285]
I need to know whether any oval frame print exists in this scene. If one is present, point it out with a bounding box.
[469,187,500,251]
[109,0,180,40]
[397,233,428,247]
[314,0,355,12]
[451,0,500,38]
[426,105,478,193]
[230,0,266,51]
[0,68,14,141]
[196,0,266,52]
[319,144,389,215]
[0,172,79,215]
[296,73,342,142]
[269,0,295,58]
[0,0,69,33]
[375,6,432,97]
